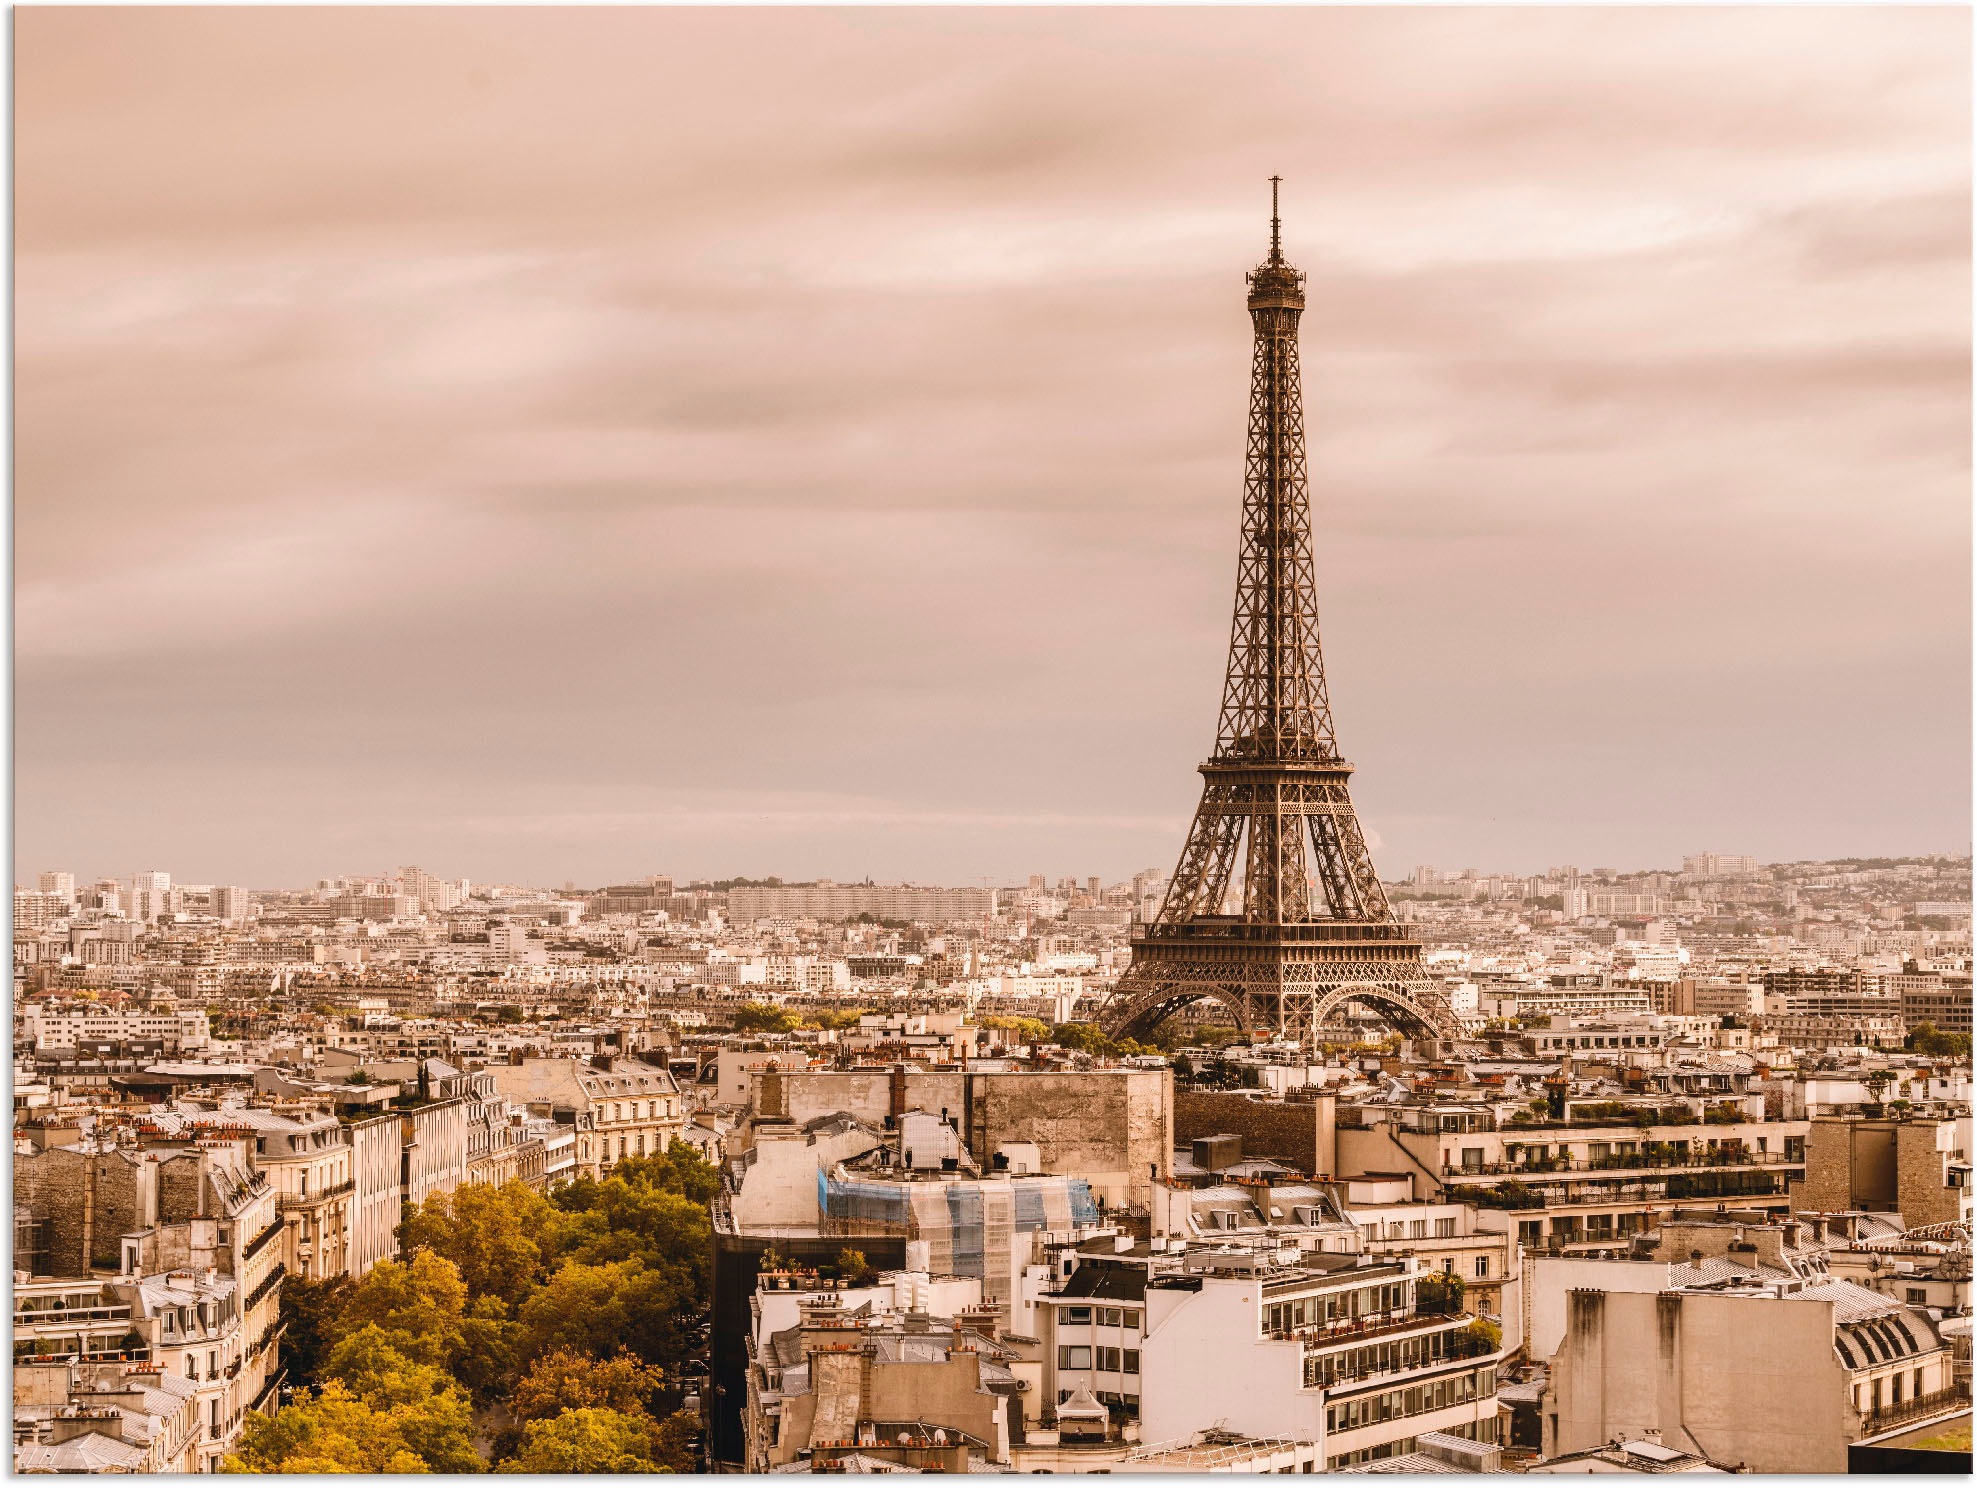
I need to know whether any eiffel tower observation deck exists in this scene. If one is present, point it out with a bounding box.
[1102,180,1459,1050]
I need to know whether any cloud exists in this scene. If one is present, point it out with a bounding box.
[13,6,1969,885]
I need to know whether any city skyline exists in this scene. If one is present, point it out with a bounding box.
[17,7,1971,888]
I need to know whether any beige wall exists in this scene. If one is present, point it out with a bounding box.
[1545,1289,1854,1473]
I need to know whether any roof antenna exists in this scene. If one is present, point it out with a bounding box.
[1269,175,1283,262]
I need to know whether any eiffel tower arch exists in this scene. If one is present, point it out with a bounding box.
[1100,181,1459,1050]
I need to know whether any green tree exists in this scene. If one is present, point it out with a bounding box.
[1415,1272,1466,1315]
[515,1258,692,1368]
[226,1369,481,1476]
[277,1273,354,1387]
[730,1001,801,1033]
[1458,1318,1502,1357]
[608,1140,723,1207]
[498,1407,661,1473]
[399,1181,552,1307]
[649,1409,701,1473]
[1907,1022,1971,1059]
[804,1007,870,1031]
[327,1250,469,1369]
[512,1348,667,1424]
[831,1248,876,1286]
[1051,1022,1110,1055]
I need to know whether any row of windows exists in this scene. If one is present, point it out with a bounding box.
[1855,1369,1930,1415]
[1304,1324,1469,1389]
[1264,1282,1408,1336]
[1061,1306,1141,1329]
[1058,1345,1140,1374]
[1364,1219,1460,1242]
[1327,1416,1497,1468]
[1324,1365,1495,1434]
[601,1100,672,1123]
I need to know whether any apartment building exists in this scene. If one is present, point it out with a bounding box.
[1339,1096,1809,1252]
[1136,1247,1501,1470]
[13,1359,203,1474]
[1543,1277,1961,1472]
[488,1053,684,1181]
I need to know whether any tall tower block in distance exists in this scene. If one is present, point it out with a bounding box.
[1102,181,1458,1049]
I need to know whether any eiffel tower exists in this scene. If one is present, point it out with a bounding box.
[1102,181,1458,1050]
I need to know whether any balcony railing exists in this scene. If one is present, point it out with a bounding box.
[241,1219,284,1262]
[1270,1308,1461,1350]
[277,1180,355,1210]
[1860,1385,1971,1437]
[1446,1152,1800,1180]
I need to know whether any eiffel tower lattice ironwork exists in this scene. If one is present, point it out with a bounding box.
[1102,180,1458,1049]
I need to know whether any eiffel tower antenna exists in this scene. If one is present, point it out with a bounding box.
[1101,185,1458,1050]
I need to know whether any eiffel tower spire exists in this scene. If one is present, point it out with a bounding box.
[1102,182,1458,1048]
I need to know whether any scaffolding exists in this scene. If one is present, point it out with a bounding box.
[822,1173,1098,1298]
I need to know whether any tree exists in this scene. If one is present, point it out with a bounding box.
[498,1407,661,1474]
[730,1001,800,1033]
[982,1015,1050,1045]
[512,1348,667,1424]
[1416,1272,1466,1315]
[1907,1022,1971,1059]
[327,1250,469,1369]
[277,1273,354,1387]
[224,1381,426,1474]
[399,1181,552,1307]
[515,1258,694,1369]
[1051,1022,1110,1055]
[1457,1318,1502,1357]
[225,1371,481,1475]
[804,1007,869,1031]
[831,1248,876,1286]
[608,1140,723,1207]
[649,1409,701,1473]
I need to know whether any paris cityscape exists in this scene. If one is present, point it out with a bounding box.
[14,7,1971,1481]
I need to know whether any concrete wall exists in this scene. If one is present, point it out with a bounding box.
[1138,1275,1323,1445]
[731,1123,886,1228]
[1545,1289,1853,1473]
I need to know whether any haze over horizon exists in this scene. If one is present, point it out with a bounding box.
[16,8,1972,890]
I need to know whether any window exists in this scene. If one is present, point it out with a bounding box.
[1097,1347,1121,1372]
[1460,1148,1484,1171]
[1123,1350,1140,1374]
[1058,1345,1092,1370]
[1124,1310,1141,1329]
[1475,1257,1490,1278]
[1907,1288,1927,1304]
[1098,1307,1121,1327]
[1066,1306,1092,1325]
[1434,1218,1456,1239]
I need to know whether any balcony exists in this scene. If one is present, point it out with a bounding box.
[1446,1151,1800,1181]
[277,1180,355,1210]
[1860,1385,1971,1437]
[1270,1307,1461,1351]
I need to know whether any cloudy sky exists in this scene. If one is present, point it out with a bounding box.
[16,7,1971,890]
